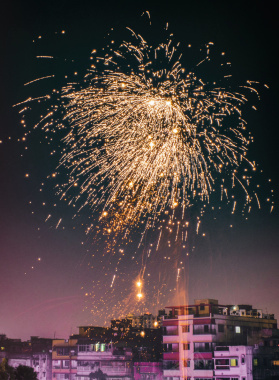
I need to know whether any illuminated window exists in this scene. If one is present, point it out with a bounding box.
[183,343,190,350]
[253,358,258,366]
[235,326,241,333]
[230,359,238,367]
[182,325,190,333]
[101,344,106,352]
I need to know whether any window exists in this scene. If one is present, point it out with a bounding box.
[241,354,245,364]
[194,342,213,352]
[183,343,190,350]
[200,304,205,311]
[100,343,106,352]
[253,358,258,366]
[230,359,238,367]
[215,359,229,365]
[204,325,209,333]
[182,325,189,333]
[57,347,70,356]
[218,324,224,332]
[53,360,61,369]
[183,360,190,367]
[78,345,90,352]
[194,359,213,370]
[215,358,229,370]
[235,326,241,333]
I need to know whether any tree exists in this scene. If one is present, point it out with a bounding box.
[89,369,107,380]
[14,365,37,380]
[0,358,15,380]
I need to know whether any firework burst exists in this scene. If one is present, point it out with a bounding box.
[53,29,254,236]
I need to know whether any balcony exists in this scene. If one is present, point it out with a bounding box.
[165,329,178,336]
[193,328,216,335]
[194,360,214,370]
[163,361,179,370]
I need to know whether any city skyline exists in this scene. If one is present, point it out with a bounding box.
[1,0,279,341]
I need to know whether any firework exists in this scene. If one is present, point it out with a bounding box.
[49,29,255,235]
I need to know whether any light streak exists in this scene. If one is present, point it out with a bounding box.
[36,28,257,240]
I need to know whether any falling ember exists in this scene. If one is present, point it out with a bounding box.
[33,26,260,240]
[15,22,273,317]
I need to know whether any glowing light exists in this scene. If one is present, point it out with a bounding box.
[137,292,143,299]
[40,27,256,236]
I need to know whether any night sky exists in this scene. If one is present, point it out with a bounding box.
[1,0,279,340]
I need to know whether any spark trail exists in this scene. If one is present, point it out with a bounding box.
[42,29,257,240]
[15,23,273,320]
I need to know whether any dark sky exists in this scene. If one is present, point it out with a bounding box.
[0,0,279,340]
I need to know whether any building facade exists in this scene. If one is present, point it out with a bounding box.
[52,339,78,380]
[76,341,133,380]
[163,298,277,380]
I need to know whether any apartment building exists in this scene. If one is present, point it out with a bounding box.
[76,341,133,380]
[52,338,78,380]
[162,298,277,380]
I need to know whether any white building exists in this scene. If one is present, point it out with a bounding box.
[214,345,253,380]
[8,353,52,380]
